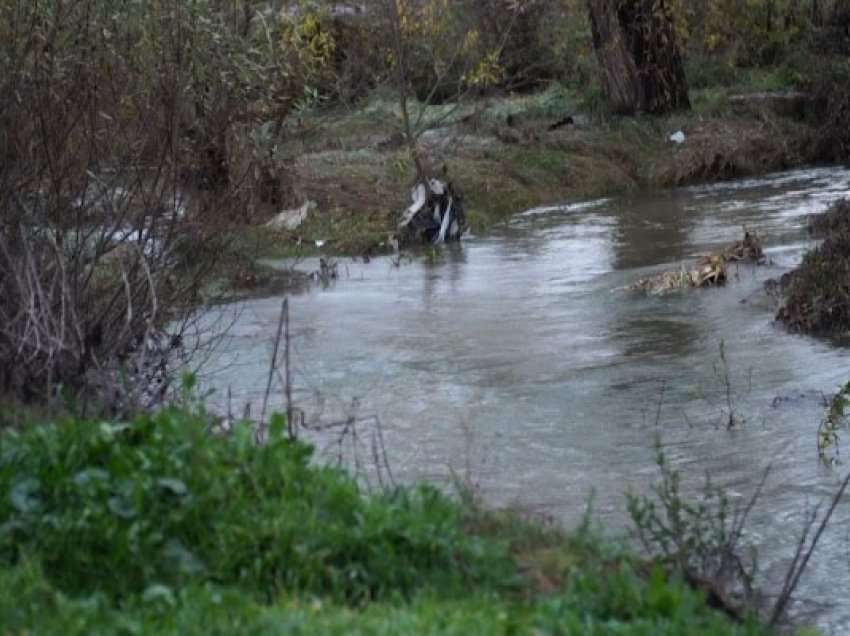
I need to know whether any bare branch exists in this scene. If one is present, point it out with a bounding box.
[769,470,850,626]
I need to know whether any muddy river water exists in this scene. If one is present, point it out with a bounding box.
[201,166,850,631]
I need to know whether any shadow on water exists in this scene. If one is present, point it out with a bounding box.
[201,166,850,631]
[609,191,696,271]
[422,243,467,307]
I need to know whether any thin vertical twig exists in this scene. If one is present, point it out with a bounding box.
[284,297,294,440]
[770,470,850,626]
[227,385,233,429]
[374,414,396,488]
[260,297,286,429]
[371,431,385,490]
[382,0,425,181]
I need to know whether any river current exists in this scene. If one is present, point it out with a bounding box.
[200,166,850,631]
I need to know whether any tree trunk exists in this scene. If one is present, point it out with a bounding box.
[586,0,690,115]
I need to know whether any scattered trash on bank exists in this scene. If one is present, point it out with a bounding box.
[266,200,316,231]
[669,130,686,144]
[398,178,466,245]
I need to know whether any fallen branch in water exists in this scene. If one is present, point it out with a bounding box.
[625,230,764,295]
[769,469,850,626]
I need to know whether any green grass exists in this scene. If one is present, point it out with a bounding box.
[0,558,765,635]
[0,403,765,634]
[0,408,513,603]
[244,65,824,260]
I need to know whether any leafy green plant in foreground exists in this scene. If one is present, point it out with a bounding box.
[0,408,513,603]
[818,380,850,464]
[0,406,763,634]
[626,443,762,608]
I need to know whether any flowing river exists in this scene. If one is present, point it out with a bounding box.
[200,166,850,631]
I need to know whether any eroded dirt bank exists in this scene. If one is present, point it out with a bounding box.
[245,88,828,258]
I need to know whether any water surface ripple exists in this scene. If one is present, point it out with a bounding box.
[204,166,850,631]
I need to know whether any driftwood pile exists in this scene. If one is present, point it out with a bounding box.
[398,178,465,245]
[628,230,764,295]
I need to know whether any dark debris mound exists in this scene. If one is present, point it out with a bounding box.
[778,198,850,336]
[722,229,765,262]
[808,198,850,237]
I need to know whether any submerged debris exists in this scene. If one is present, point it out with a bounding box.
[627,230,764,295]
[312,257,339,285]
[398,178,466,245]
[721,230,765,263]
[777,198,850,336]
[628,257,725,295]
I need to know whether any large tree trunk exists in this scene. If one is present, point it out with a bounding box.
[587,0,690,115]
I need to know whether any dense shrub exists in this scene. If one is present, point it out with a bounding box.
[0,0,316,409]
[807,61,850,162]
[0,407,514,602]
[673,0,817,66]
[467,0,586,92]
[0,404,764,634]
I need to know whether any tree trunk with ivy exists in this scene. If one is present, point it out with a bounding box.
[586,0,690,115]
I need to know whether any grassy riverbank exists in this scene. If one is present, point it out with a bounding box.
[250,75,823,258]
[0,405,764,635]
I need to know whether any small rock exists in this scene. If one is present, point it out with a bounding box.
[266,201,316,231]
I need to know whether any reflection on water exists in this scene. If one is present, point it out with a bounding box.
[201,166,850,631]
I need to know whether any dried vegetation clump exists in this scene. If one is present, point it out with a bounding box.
[0,0,310,412]
[808,198,850,236]
[628,230,764,295]
[657,119,812,187]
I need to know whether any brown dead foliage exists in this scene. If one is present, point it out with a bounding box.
[778,198,850,336]
[629,230,764,295]
[657,119,813,187]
